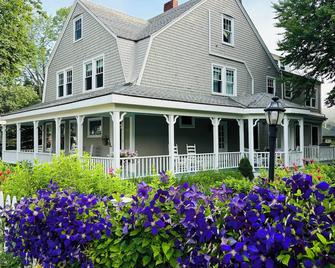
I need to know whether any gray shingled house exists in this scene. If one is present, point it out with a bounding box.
[0,0,329,178]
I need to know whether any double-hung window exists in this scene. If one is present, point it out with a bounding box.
[266,76,276,95]
[73,16,83,42]
[305,89,317,108]
[84,56,104,91]
[222,15,234,45]
[284,82,292,99]
[57,68,73,98]
[212,65,236,96]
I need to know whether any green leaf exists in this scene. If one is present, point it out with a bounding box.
[316,233,327,245]
[305,247,315,259]
[162,242,170,256]
[143,255,151,266]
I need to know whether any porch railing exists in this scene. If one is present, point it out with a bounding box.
[174,153,215,174]
[218,152,242,169]
[304,146,335,162]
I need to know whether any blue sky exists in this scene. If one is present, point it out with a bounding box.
[41,0,334,116]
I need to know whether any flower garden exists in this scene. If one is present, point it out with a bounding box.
[0,155,334,267]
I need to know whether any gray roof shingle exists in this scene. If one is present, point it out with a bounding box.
[80,0,202,41]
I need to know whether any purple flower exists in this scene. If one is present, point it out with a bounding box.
[316,181,329,191]
[159,170,169,183]
[137,182,152,199]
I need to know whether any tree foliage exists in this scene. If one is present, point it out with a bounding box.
[24,7,71,97]
[0,85,40,114]
[0,0,42,84]
[274,0,335,105]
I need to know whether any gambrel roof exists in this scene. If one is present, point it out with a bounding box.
[80,0,202,41]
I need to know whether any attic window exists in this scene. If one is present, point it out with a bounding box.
[222,15,234,46]
[73,15,83,42]
[266,76,276,95]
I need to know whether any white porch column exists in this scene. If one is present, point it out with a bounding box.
[237,119,245,154]
[248,118,255,170]
[33,121,39,157]
[299,118,304,164]
[164,115,178,173]
[283,116,290,167]
[76,116,85,157]
[16,123,21,161]
[55,118,62,156]
[2,125,6,156]
[211,117,221,170]
[110,112,127,169]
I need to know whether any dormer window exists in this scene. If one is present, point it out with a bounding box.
[266,76,276,95]
[73,15,83,42]
[222,15,234,46]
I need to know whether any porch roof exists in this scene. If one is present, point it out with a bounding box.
[1,84,321,118]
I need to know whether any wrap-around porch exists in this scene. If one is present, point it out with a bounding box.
[1,109,326,179]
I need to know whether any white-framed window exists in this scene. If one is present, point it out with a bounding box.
[212,64,237,96]
[266,76,276,95]
[179,116,195,128]
[283,82,292,99]
[87,118,102,138]
[57,68,73,98]
[73,15,83,42]
[305,89,317,108]
[45,123,53,152]
[69,120,77,151]
[83,56,104,92]
[222,15,234,46]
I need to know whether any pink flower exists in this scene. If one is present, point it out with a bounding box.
[108,168,115,176]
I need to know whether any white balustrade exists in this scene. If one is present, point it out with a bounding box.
[90,156,114,174]
[2,151,17,164]
[35,152,53,163]
[218,152,242,169]
[174,153,215,174]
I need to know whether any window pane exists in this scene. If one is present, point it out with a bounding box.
[89,120,102,137]
[226,69,234,95]
[75,18,82,40]
[213,66,222,93]
[223,17,232,44]
[86,77,92,91]
[58,73,64,97]
[66,70,72,95]
[69,122,77,151]
[85,63,92,91]
[267,78,275,94]
[312,127,318,145]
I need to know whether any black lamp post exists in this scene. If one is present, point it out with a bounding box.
[264,96,286,181]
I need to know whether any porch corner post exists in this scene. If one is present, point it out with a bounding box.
[76,116,85,157]
[211,117,221,170]
[16,123,21,161]
[33,121,39,158]
[2,125,6,157]
[55,118,62,156]
[111,111,126,170]
[299,118,304,165]
[283,116,290,167]
[164,115,178,174]
[237,119,245,154]
[248,118,255,170]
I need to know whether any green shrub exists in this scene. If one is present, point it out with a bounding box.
[238,156,254,180]
[2,154,137,198]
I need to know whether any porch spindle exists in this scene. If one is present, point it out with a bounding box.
[33,121,39,158]
[55,118,62,156]
[110,111,127,170]
[248,118,255,170]
[16,123,21,161]
[211,117,221,170]
[299,119,304,165]
[76,115,85,157]
[283,116,290,167]
[164,115,178,174]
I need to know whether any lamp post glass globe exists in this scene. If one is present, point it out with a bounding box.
[264,96,286,181]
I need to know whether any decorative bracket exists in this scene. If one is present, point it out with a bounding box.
[110,112,127,123]
[253,119,260,128]
[164,115,179,125]
[76,115,85,126]
[236,119,244,127]
[33,121,39,129]
[54,118,62,128]
[16,123,21,131]
[210,117,222,127]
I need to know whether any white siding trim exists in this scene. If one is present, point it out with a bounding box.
[136,36,153,85]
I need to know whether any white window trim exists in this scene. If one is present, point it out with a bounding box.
[305,89,317,108]
[73,15,83,43]
[56,67,73,99]
[283,82,293,100]
[222,14,235,47]
[266,76,276,95]
[83,54,105,93]
[87,117,103,138]
[45,122,53,152]
[179,117,195,129]
[211,64,237,97]
[69,120,77,151]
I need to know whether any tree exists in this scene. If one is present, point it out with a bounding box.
[0,85,40,114]
[0,0,42,84]
[25,7,71,97]
[274,0,335,105]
